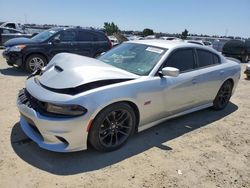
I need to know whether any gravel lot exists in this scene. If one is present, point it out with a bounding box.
[0,50,249,188]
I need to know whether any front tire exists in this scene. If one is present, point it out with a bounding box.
[212,80,233,110]
[88,103,136,152]
[25,54,47,72]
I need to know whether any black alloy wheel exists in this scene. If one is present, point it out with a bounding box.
[213,80,233,110]
[89,103,136,152]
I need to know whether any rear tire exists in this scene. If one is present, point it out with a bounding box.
[242,55,249,63]
[212,80,233,110]
[25,54,47,72]
[88,103,136,152]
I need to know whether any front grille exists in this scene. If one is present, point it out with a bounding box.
[18,89,46,112]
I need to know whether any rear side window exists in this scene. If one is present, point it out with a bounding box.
[203,41,211,46]
[60,31,76,41]
[197,49,220,68]
[96,33,108,41]
[78,31,95,41]
[165,49,196,72]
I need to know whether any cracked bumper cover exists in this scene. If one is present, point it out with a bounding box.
[17,98,89,152]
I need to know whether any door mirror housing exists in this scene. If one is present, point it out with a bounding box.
[52,38,60,44]
[160,67,180,77]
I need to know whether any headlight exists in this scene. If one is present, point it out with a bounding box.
[9,44,26,52]
[45,103,87,116]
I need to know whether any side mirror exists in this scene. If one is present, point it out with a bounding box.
[52,38,60,44]
[160,67,180,77]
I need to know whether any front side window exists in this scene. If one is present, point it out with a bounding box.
[59,31,77,42]
[197,49,217,68]
[98,43,166,75]
[165,49,196,72]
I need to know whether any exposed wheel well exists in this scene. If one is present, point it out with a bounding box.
[121,101,140,133]
[225,78,234,88]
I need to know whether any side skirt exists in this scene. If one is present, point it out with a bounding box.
[138,103,213,132]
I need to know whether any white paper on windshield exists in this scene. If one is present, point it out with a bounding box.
[146,47,164,54]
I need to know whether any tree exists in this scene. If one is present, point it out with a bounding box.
[181,29,189,39]
[104,22,119,35]
[113,33,128,43]
[143,28,154,36]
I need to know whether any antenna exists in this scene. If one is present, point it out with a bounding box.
[225,29,228,37]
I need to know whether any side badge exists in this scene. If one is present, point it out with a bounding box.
[144,101,151,105]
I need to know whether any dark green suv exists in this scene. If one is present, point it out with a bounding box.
[222,39,250,63]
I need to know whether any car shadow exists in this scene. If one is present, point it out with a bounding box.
[11,102,238,175]
[0,67,29,76]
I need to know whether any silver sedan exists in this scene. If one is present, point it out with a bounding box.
[17,40,241,152]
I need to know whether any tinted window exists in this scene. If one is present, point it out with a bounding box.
[78,31,95,41]
[203,41,211,46]
[165,49,195,72]
[188,41,203,45]
[223,40,244,53]
[5,23,16,29]
[213,54,220,64]
[197,50,218,67]
[96,33,107,41]
[60,31,76,41]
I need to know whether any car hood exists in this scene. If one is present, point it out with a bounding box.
[38,53,139,89]
[4,37,36,47]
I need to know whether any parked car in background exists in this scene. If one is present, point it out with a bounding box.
[244,63,250,78]
[108,35,119,46]
[0,22,23,30]
[2,27,112,72]
[222,39,250,63]
[0,27,33,46]
[185,40,212,47]
[160,36,180,41]
[17,40,240,152]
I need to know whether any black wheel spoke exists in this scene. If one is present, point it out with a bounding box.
[115,132,119,145]
[100,127,110,134]
[100,132,111,141]
[117,124,130,129]
[109,133,114,146]
[98,107,134,149]
[118,130,129,136]
[119,114,129,124]
[105,116,112,125]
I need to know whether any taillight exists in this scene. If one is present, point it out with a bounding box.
[105,34,113,49]
[108,38,113,49]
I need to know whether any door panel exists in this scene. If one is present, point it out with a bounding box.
[49,30,78,57]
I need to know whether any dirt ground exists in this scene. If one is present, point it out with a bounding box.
[0,50,249,188]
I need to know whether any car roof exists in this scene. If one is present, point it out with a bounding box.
[126,39,205,49]
[60,27,105,34]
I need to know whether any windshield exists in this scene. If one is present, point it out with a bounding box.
[98,43,166,75]
[32,29,60,42]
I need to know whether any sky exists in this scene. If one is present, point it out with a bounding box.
[0,0,250,38]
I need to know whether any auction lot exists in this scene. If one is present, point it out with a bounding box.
[0,50,249,188]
